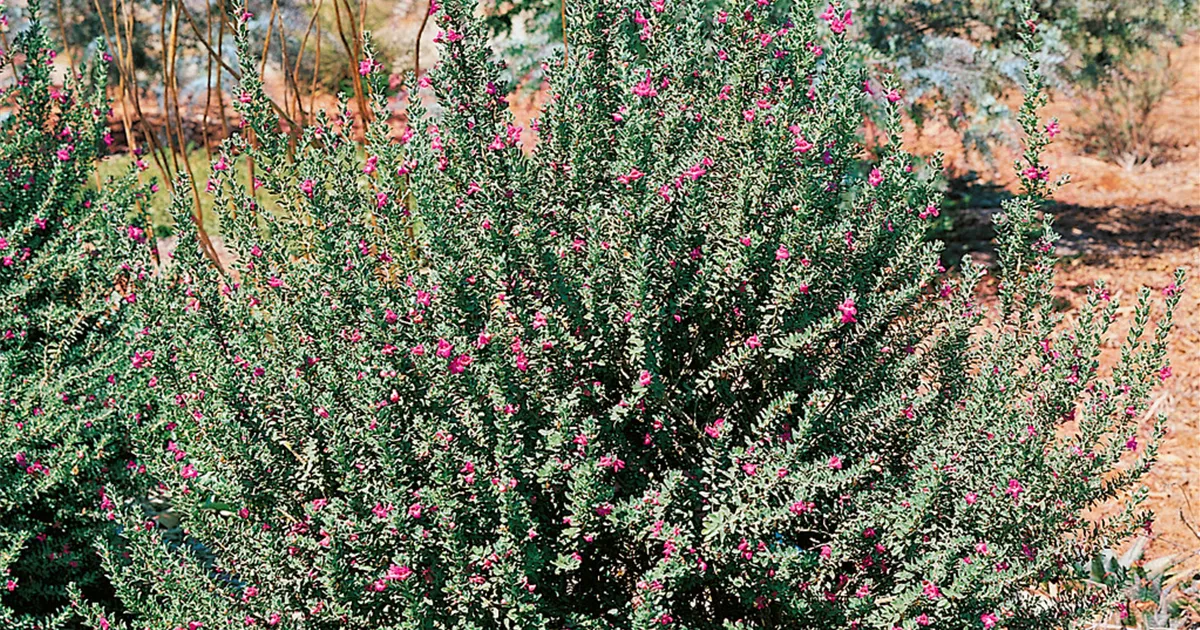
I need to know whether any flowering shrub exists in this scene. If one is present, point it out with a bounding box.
[0,2,151,623]
[69,0,1189,628]
[490,0,1196,155]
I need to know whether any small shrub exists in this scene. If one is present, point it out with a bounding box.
[1075,47,1185,169]
[78,0,1187,628]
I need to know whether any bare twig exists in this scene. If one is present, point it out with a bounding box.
[414,0,433,78]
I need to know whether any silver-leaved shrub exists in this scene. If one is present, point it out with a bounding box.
[0,2,153,625]
[2,0,1185,628]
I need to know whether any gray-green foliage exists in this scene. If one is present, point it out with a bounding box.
[0,2,153,626]
[69,0,1186,628]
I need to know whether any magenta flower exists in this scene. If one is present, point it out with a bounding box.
[449,354,472,373]
[385,564,413,581]
[599,455,626,472]
[633,70,658,98]
[837,298,857,324]
[131,350,154,369]
[868,167,883,187]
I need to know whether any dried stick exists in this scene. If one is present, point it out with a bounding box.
[414,0,432,78]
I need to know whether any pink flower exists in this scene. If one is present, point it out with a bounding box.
[449,354,472,373]
[1022,165,1049,181]
[385,564,413,581]
[965,492,978,505]
[436,338,454,358]
[837,298,857,324]
[981,613,998,628]
[299,179,315,197]
[868,167,883,187]
[616,168,645,186]
[775,245,790,261]
[181,464,198,479]
[822,6,853,33]
[633,70,659,98]
[922,581,941,599]
[599,455,626,472]
[1044,120,1061,138]
[828,455,842,470]
[790,501,813,514]
[745,335,761,348]
[407,503,423,519]
[638,370,653,387]
[131,350,155,369]
[1006,479,1023,499]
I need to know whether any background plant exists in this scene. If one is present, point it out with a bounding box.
[1070,44,1187,170]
